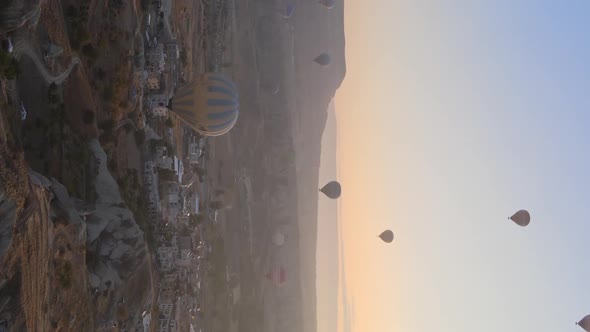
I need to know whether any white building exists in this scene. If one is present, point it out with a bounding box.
[158,290,176,319]
[146,43,165,73]
[165,40,179,61]
[158,318,170,332]
[157,246,178,271]
[156,156,174,170]
[185,192,199,215]
[144,161,160,223]
[147,93,169,110]
[151,106,168,118]
[188,141,202,164]
[147,72,161,90]
[169,320,177,332]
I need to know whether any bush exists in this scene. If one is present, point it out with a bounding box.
[82,43,99,60]
[0,51,19,79]
[158,168,177,182]
[165,117,173,127]
[57,260,73,288]
[210,200,225,211]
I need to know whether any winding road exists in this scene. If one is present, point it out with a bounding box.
[12,39,80,85]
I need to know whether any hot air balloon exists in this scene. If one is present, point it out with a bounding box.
[283,3,295,18]
[320,181,341,199]
[272,231,286,246]
[265,266,286,287]
[169,72,239,137]
[508,209,530,227]
[379,230,394,243]
[313,53,331,67]
[577,314,590,332]
[318,0,335,9]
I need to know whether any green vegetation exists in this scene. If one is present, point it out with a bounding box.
[189,213,205,227]
[209,200,226,211]
[0,50,20,79]
[180,50,187,64]
[56,260,73,289]
[158,168,177,182]
[81,43,99,64]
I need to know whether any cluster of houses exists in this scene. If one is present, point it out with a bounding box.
[154,232,208,332]
[136,3,216,331]
[141,131,209,332]
[143,148,208,332]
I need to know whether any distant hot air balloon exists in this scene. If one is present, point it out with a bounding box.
[577,315,590,332]
[265,266,286,287]
[320,181,341,199]
[318,0,335,9]
[313,53,331,67]
[272,231,286,246]
[283,3,295,18]
[508,209,530,227]
[379,230,394,243]
[169,72,239,137]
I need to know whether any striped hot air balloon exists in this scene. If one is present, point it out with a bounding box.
[318,0,335,9]
[265,266,286,287]
[170,73,240,137]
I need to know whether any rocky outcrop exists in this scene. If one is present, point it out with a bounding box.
[27,140,148,292]
[85,139,147,291]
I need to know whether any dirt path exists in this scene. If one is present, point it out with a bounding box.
[12,39,80,85]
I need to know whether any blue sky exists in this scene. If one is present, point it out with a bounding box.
[332,1,590,331]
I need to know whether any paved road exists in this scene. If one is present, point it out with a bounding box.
[12,39,80,85]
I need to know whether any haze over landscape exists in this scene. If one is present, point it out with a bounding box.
[1,0,590,332]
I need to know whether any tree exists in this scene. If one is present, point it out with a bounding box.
[189,214,204,227]
[158,168,177,182]
[209,200,225,211]
[82,43,99,61]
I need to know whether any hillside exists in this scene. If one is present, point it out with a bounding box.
[290,4,346,332]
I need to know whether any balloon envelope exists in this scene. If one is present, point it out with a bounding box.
[265,266,286,286]
[509,209,530,227]
[320,181,341,199]
[313,53,331,67]
[272,232,285,246]
[283,3,295,18]
[170,73,240,137]
[577,314,590,332]
[379,230,394,243]
[318,0,335,9]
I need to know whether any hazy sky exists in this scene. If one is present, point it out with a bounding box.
[333,1,590,332]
